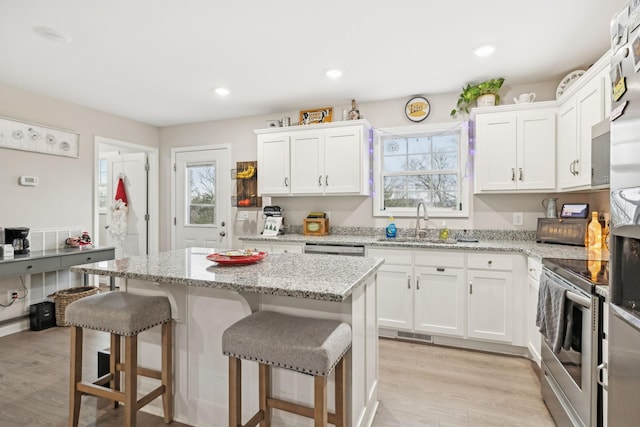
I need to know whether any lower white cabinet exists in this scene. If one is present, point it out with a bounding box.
[526,257,542,365]
[369,247,522,345]
[413,251,465,337]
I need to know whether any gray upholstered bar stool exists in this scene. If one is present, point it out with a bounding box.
[222,311,352,427]
[65,291,174,427]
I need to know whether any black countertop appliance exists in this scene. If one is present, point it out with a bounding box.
[5,227,30,254]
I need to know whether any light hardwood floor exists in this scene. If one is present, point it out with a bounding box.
[0,327,554,426]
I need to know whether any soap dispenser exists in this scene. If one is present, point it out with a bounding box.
[386,216,397,238]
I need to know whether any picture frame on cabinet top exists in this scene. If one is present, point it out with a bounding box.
[299,107,333,125]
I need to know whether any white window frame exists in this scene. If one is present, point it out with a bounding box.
[372,122,470,218]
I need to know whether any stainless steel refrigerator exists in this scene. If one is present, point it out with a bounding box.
[608,3,640,426]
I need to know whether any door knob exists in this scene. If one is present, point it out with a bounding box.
[219,231,226,237]
[220,221,226,227]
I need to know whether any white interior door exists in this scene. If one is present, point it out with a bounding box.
[174,148,230,249]
[106,152,149,258]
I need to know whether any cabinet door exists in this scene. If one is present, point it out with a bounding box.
[557,99,578,190]
[323,127,365,194]
[517,110,556,190]
[376,264,413,331]
[475,113,517,191]
[414,266,465,337]
[290,133,324,194]
[257,134,291,195]
[574,75,606,188]
[466,269,513,343]
[527,275,541,365]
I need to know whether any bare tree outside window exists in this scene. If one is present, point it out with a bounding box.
[187,163,216,224]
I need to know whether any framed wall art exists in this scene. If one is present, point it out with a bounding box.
[299,107,333,125]
[0,116,79,158]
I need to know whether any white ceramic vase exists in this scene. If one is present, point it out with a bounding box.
[476,94,496,108]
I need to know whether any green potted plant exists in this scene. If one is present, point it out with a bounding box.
[450,77,505,117]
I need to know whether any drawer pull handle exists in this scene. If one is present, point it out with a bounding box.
[487,260,492,265]
[437,267,445,272]
[416,277,420,290]
[407,277,411,289]
[86,257,92,261]
[469,280,473,294]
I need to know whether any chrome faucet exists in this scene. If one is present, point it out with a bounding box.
[416,201,428,238]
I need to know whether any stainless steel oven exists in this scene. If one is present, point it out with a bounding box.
[540,259,606,427]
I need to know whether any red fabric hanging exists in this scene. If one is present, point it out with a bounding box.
[115,177,128,206]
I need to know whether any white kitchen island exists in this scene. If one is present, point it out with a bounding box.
[70,247,383,427]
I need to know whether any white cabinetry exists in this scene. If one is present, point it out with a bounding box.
[369,247,524,346]
[369,248,413,331]
[474,103,557,193]
[368,248,466,337]
[255,120,371,196]
[601,300,609,427]
[413,251,466,337]
[557,54,611,191]
[256,134,291,195]
[526,257,542,365]
[466,253,514,343]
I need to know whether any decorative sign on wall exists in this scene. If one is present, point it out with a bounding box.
[0,116,79,158]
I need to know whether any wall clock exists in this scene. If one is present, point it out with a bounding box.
[405,96,430,122]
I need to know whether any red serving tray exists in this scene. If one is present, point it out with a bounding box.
[206,251,268,265]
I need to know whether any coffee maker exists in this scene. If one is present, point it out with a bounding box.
[5,227,30,254]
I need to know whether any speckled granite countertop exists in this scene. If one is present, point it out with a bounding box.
[239,234,609,262]
[70,247,384,302]
[241,234,612,299]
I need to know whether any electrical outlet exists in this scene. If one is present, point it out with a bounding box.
[7,289,19,301]
[513,212,524,226]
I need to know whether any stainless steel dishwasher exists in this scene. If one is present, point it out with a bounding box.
[304,242,365,256]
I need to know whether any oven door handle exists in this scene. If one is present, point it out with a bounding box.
[566,290,591,308]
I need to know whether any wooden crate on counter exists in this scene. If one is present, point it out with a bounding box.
[303,218,329,236]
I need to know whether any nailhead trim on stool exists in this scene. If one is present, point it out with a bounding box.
[66,291,173,427]
[223,311,352,427]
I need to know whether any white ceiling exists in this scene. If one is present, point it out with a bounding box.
[0,0,628,127]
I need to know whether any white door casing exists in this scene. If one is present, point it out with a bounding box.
[172,146,231,250]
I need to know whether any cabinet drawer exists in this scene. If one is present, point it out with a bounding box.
[61,250,114,269]
[0,257,60,276]
[414,250,464,268]
[367,248,412,265]
[527,257,542,280]
[467,253,513,271]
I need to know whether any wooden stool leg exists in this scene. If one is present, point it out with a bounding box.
[314,375,328,427]
[259,363,271,427]
[68,326,83,427]
[124,335,138,427]
[161,321,174,423]
[110,333,121,409]
[229,357,241,427]
[334,357,346,427]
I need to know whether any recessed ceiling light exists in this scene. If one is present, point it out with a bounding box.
[473,45,495,57]
[33,26,72,44]
[214,87,230,96]
[325,69,343,79]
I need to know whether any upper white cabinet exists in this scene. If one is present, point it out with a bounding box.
[474,103,557,193]
[557,53,611,191]
[255,120,371,196]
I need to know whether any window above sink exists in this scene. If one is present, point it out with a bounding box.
[372,122,470,218]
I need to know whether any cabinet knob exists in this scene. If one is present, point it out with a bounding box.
[487,260,493,265]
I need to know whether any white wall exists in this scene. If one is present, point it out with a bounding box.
[160,78,611,245]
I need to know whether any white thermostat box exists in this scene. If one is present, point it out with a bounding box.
[19,176,39,186]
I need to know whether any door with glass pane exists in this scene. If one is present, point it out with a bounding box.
[174,148,229,249]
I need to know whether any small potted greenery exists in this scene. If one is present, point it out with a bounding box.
[450,77,505,117]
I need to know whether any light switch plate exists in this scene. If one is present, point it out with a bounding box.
[513,212,524,226]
